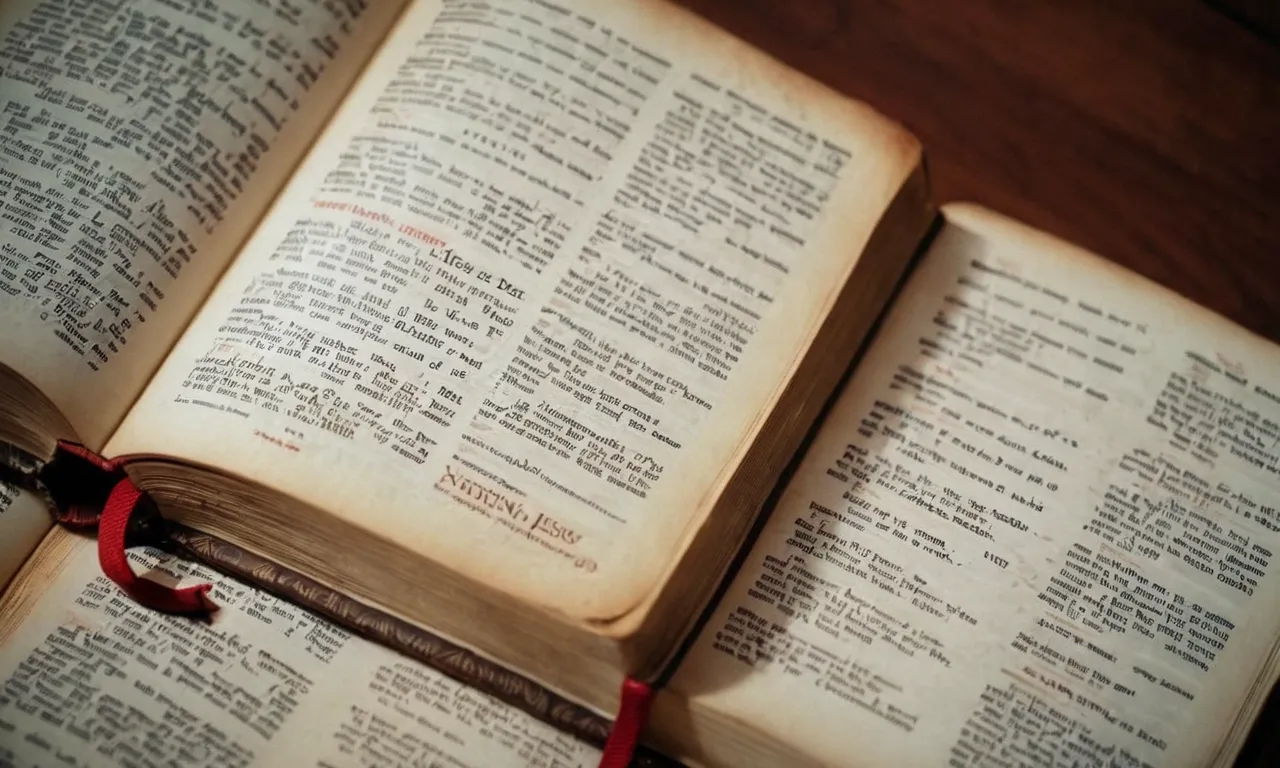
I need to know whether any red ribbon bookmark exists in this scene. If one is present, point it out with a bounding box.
[98,476,218,615]
[44,441,216,616]
[599,677,655,768]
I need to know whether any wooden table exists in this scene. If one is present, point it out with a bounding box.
[671,1,1280,764]
[676,0,1280,342]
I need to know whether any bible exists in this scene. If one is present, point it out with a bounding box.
[3,1,1280,767]
[0,0,930,717]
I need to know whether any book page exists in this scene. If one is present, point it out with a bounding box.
[0,0,407,451]
[0,528,600,768]
[656,206,1280,768]
[109,0,919,615]
[0,482,49,590]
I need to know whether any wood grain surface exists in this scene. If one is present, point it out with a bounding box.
[674,0,1280,343]
[670,1,1279,765]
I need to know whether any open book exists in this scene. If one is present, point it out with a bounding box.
[0,0,929,715]
[3,1,1279,767]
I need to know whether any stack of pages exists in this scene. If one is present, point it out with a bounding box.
[2,0,1278,766]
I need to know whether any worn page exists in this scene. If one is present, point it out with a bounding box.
[0,0,407,450]
[0,529,600,768]
[0,482,49,590]
[109,0,918,616]
[656,205,1280,768]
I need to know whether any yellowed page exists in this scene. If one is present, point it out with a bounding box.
[109,0,917,618]
[0,528,600,767]
[0,0,407,451]
[656,205,1280,767]
[0,481,48,590]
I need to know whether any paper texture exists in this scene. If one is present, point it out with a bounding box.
[660,211,1280,767]
[0,530,600,767]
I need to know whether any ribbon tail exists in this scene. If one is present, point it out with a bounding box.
[598,677,655,768]
[97,477,218,615]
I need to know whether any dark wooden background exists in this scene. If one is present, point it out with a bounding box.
[669,0,1280,764]
[674,0,1280,343]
